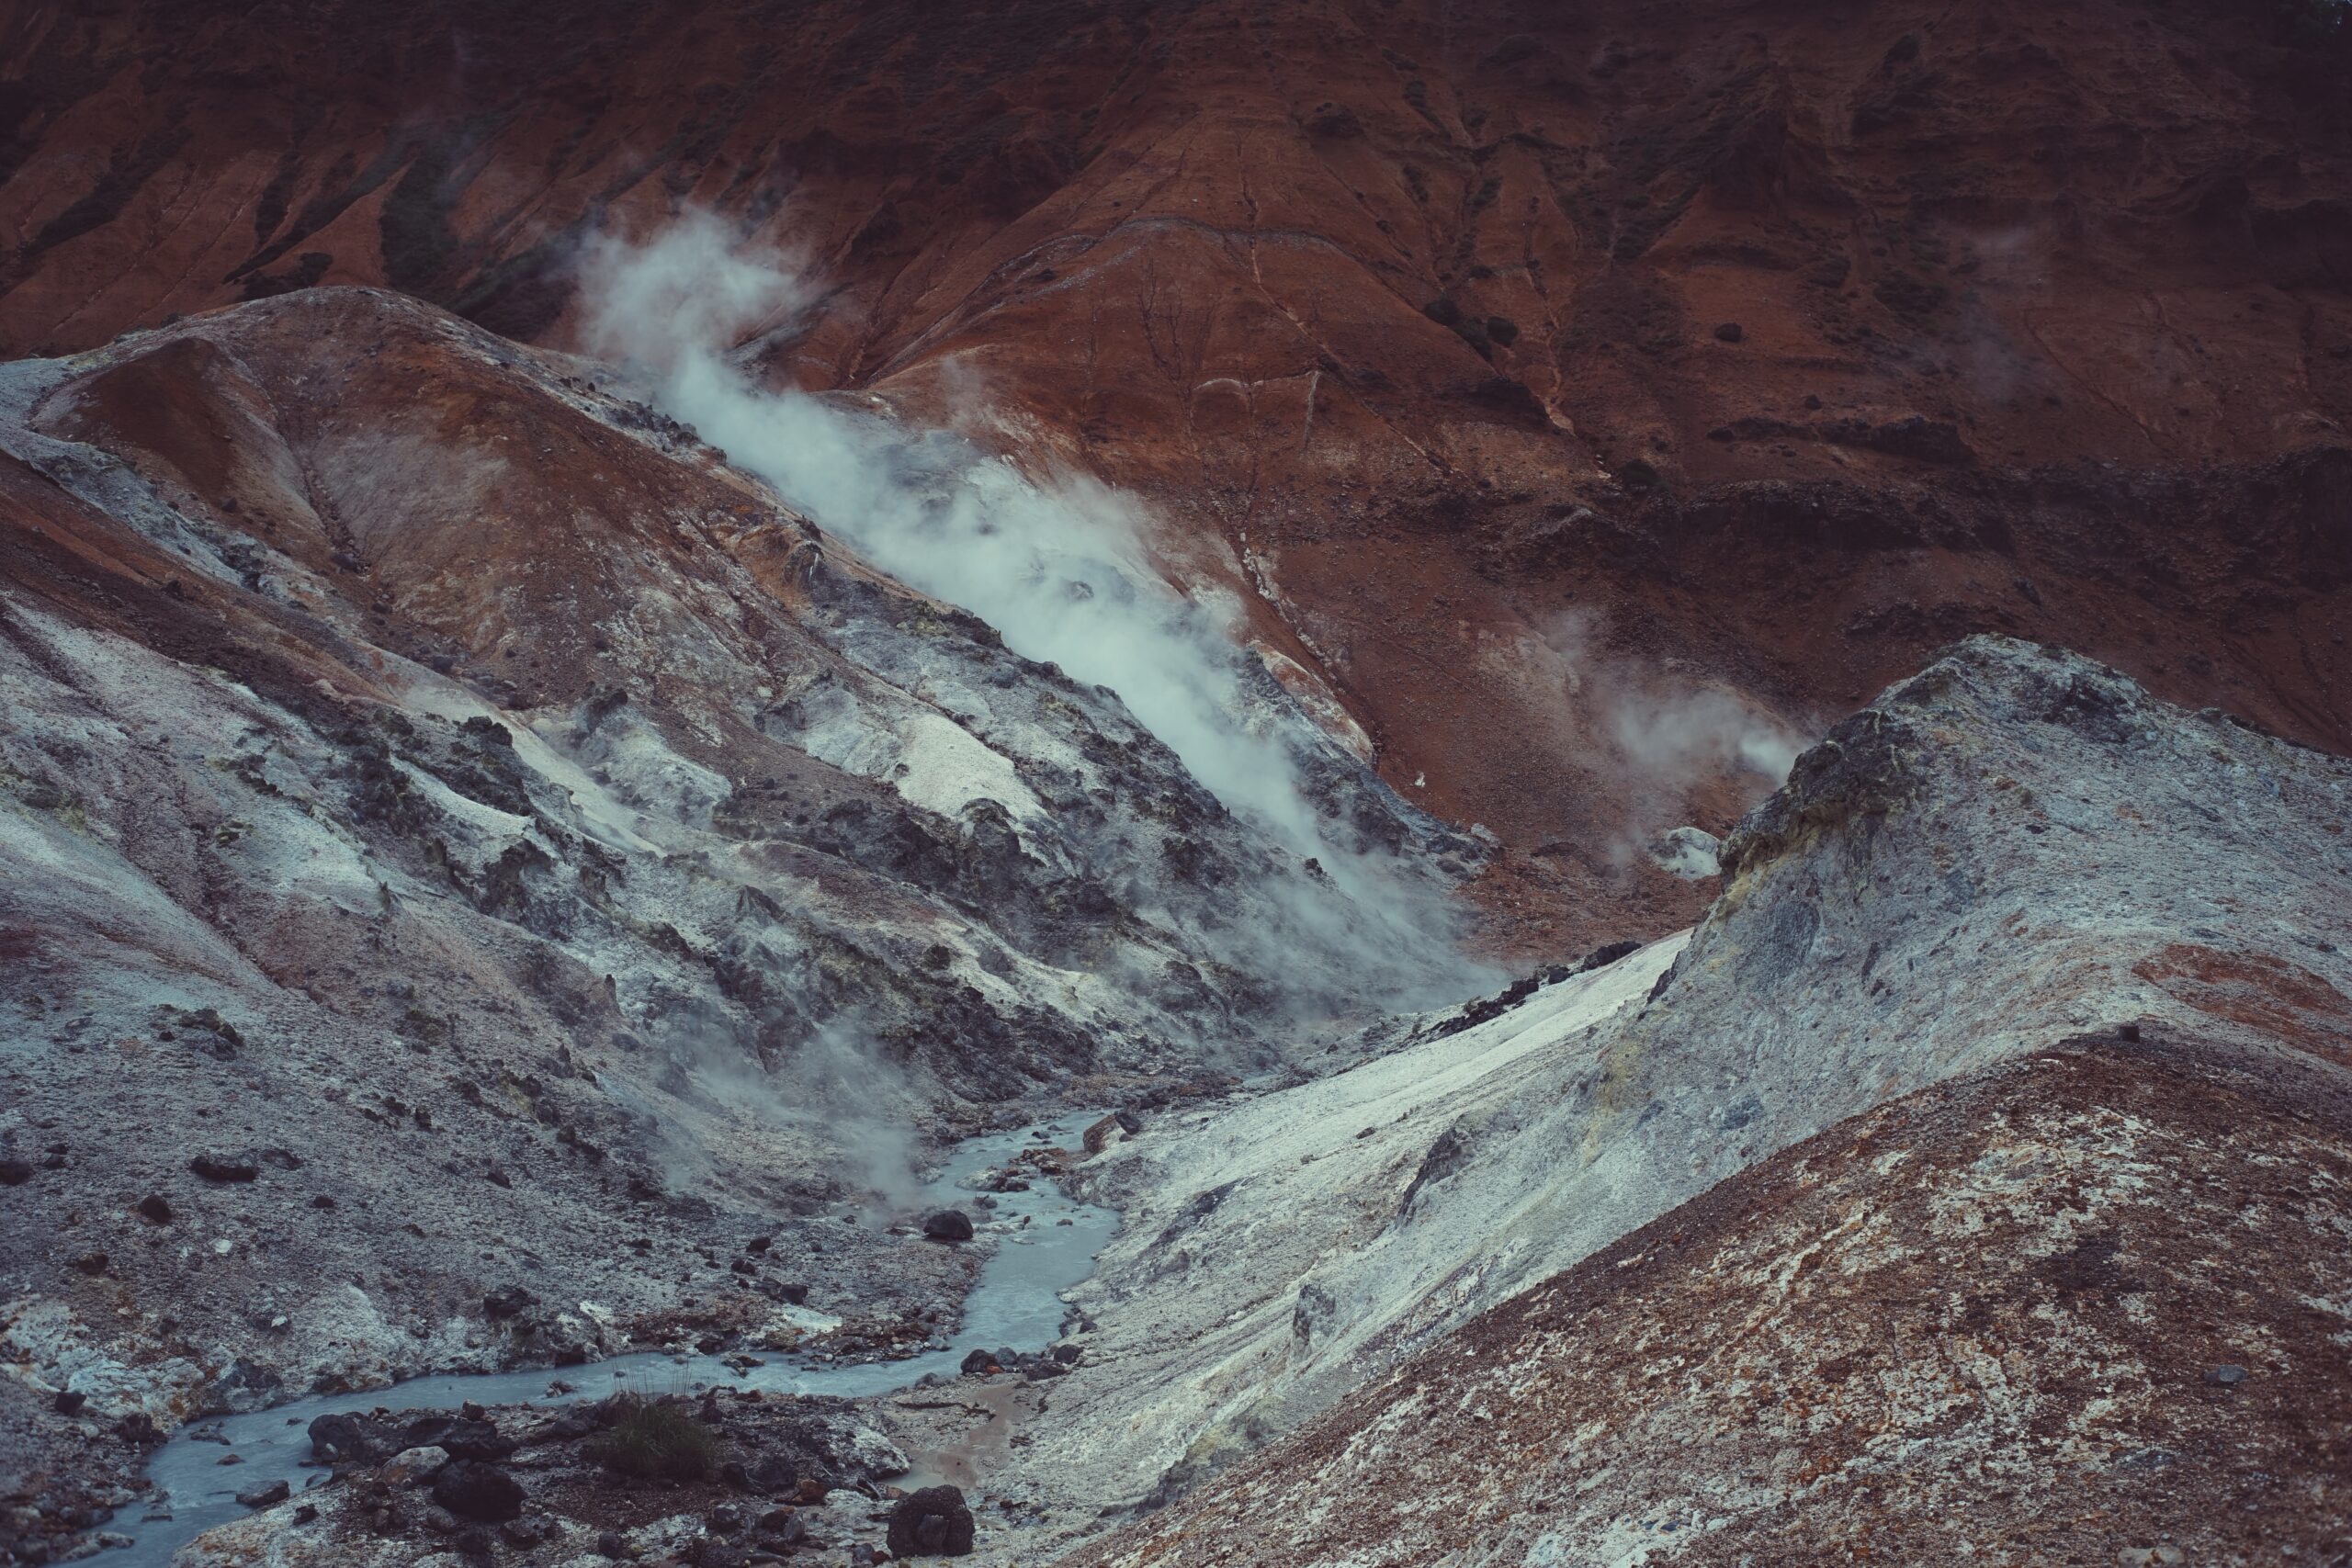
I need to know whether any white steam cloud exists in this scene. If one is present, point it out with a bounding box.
[1544,609,1805,852]
[576,213,1481,1005]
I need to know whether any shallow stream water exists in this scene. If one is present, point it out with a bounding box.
[98,1111,1116,1565]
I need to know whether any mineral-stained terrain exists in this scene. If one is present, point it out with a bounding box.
[0,286,1473,1564]
[1,3,2349,1565]
[4,0,2347,951]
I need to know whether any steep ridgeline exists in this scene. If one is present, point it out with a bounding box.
[980,637,2352,1563]
[0,288,1473,1559]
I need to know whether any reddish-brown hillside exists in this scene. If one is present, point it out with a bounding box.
[4,0,2348,953]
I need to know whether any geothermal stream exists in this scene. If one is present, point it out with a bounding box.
[96,1111,1118,1566]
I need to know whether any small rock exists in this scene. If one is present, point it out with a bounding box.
[292,1504,318,1524]
[190,1153,259,1183]
[596,1529,636,1560]
[500,1517,544,1547]
[235,1479,291,1509]
[2204,1363,2249,1385]
[482,1285,534,1320]
[960,1348,1000,1375]
[922,1210,974,1243]
[383,1445,449,1486]
[0,1157,32,1186]
[745,1455,798,1494]
[52,1390,86,1416]
[887,1484,976,1557]
[708,1505,745,1534]
[1646,826,1723,881]
[431,1459,526,1522]
[135,1194,174,1224]
[1713,321,1745,342]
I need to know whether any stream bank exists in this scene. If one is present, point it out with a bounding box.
[94,1112,1117,1566]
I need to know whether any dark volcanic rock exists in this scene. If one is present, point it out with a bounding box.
[887,1484,977,1556]
[188,1153,259,1183]
[235,1479,290,1508]
[432,1459,526,1523]
[922,1209,975,1243]
[481,1285,534,1319]
[308,1411,383,1464]
[401,1415,514,1462]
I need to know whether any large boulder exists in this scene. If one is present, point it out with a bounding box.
[887,1484,976,1556]
[922,1209,974,1242]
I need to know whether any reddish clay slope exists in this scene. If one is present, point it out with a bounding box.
[3,0,2348,953]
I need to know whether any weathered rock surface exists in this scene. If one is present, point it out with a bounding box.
[1067,1033,2352,1565]
[0,286,1472,1562]
[976,637,2351,1559]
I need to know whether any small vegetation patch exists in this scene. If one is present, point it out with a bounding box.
[584,1396,718,1481]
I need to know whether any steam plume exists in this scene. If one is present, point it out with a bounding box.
[577,214,1486,1009]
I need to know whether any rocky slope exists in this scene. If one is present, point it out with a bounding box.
[4,0,2346,949]
[1064,1032,2352,1566]
[926,636,2352,1562]
[0,286,1474,1563]
[0,5,2348,1562]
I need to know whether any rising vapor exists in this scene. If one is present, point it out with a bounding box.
[577,213,1491,1010]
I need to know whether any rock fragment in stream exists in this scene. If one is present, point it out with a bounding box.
[887,1483,977,1556]
[234,1479,290,1508]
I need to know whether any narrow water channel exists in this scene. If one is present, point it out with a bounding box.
[99,1111,1118,1565]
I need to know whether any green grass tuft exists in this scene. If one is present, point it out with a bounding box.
[583,1394,718,1481]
